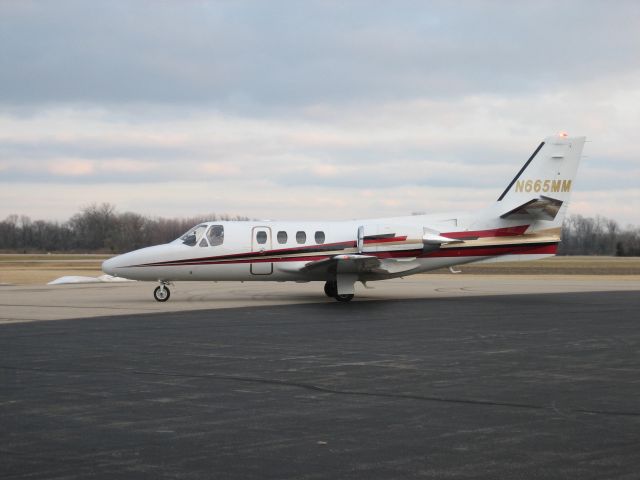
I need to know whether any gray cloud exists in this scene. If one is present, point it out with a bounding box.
[0,139,191,161]
[2,1,640,110]
[1,1,639,225]
[1,124,637,194]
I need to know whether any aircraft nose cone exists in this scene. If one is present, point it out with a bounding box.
[102,257,119,276]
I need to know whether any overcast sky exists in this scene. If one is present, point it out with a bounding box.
[1,0,639,225]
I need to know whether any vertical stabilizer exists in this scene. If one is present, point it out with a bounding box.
[496,134,586,229]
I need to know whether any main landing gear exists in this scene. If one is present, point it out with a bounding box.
[153,282,171,302]
[324,280,354,302]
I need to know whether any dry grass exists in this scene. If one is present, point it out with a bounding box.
[0,254,110,262]
[433,256,640,275]
[0,254,109,285]
[1,254,639,285]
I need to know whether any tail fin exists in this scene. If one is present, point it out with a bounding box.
[496,134,586,228]
[465,135,586,264]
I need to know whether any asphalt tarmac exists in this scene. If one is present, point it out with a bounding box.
[2,274,640,323]
[1,290,640,479]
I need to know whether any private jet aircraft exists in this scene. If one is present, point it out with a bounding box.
[102,134,585,302]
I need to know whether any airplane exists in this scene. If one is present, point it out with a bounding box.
[102,134,586,302]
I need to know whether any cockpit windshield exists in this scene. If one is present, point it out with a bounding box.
[178,224,225,247]
[179,224,208,247]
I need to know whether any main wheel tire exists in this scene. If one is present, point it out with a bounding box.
[324,281,338,298]
[153,285,170,302]
[335,293,354,302]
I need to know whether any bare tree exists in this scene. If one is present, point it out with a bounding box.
[558,214,638,256]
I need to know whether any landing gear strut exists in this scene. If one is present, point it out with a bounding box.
[153,283,171,302]
[323,281,354,302]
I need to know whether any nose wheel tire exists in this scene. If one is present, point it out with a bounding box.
[153,285,170,302]
[335,293,354,302]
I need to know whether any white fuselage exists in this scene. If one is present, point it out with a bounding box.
[101,212,557,283]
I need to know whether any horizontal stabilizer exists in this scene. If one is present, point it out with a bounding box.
[500,196,563,221]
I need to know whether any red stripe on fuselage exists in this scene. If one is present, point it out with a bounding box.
[363,242,557,259]
[147,255,332,266]
[422,242,557,258]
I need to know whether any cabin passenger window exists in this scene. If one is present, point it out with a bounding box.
[256,231,267,244]
[296,231,306,244]
[206,225,224,246]
[277,231,288,244]
[314,231,325,244]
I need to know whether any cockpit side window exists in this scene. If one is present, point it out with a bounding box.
[180,224,208,247]
[206,225,224,246]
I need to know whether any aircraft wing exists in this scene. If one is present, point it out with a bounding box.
[301,254,381,274]
[301,254,421,276]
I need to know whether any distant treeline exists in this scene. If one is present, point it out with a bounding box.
[0,203,250,253]
[557,214,640,256]
[0,204,639,255]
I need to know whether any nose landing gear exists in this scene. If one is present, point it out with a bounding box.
[153,282,171,302]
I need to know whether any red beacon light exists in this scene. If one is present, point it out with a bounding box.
[558,131,569,137]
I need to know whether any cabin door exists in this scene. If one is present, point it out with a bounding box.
[250,226,273,275]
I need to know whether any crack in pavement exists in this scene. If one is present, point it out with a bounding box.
[2,364,639,418]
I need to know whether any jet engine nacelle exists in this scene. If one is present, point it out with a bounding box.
[357,224,424,253]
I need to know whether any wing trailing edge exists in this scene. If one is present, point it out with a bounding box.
[302,254,421,276]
